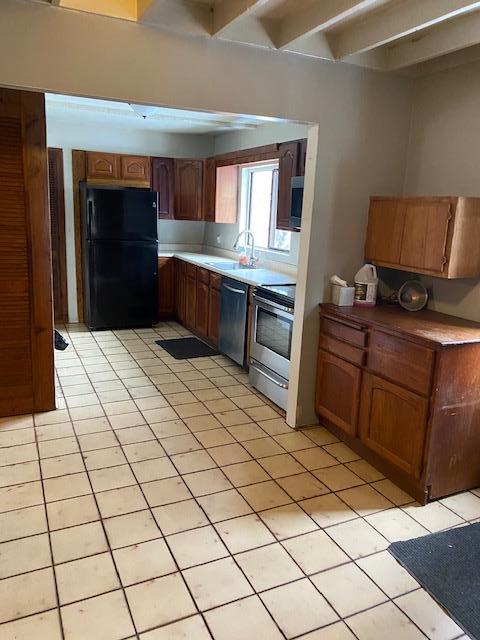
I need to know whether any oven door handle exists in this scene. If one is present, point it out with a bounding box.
[250,361,289,389]
[253,295,294,315]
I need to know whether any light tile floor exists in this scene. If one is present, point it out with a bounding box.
[0,321,478,640]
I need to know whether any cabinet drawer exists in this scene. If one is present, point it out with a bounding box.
[368,331,434,396]
[319,334,365,366]
[321,316,366,347]
[210,272,222,290]
[197,267,210,284]
[185,263,197,279]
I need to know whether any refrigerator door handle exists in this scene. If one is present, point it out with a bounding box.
[87,200,93,239]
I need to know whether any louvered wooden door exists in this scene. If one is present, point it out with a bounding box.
[48,148,68,323]
[0,89,55,416]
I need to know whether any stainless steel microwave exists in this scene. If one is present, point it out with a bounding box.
[289,175,304,230]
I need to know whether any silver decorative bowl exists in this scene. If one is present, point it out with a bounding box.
[398,280,428,312]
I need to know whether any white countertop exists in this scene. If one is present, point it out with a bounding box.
[158,251,296,286]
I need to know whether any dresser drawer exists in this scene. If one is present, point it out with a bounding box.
[185,263,197,278]
[197,267,210,284]
[319,333,365,366]
[321,316,367,347]
[367,331,434,396]
[210,272,222,290]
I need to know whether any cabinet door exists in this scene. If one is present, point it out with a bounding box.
[185,275,197,329]
[215,165,238,224]
[174,260,186,324]
[203,157,216,222]
[120,155,150,183]
[276,141,298,230]
[365,198,405,265]
[158,257,174,316]
[399,201,451,274]
[151,157,174,219]
[315,350,361,436]
[86,152,120,180]
[174,159,204,220]
[196,280,209,338]
[208,286,221,346]
[298,138,307,176]
[359,373,428,478]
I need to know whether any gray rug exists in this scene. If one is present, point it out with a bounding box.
[155,337,219,359]
[389,522,480,640]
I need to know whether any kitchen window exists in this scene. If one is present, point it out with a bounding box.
[240,162,291,253]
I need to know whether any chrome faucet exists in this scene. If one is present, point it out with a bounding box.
[233,229,257,267]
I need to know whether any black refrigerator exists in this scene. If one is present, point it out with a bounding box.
[81,184,159,330]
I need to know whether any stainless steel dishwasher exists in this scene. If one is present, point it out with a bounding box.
[218,276,248,366]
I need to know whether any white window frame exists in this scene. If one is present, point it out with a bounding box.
[241,161,289,253]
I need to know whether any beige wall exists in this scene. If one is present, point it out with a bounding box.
[0,0,413,425]
[402,60,480,322]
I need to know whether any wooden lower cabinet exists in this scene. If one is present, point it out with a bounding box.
[315,350,361,436]
[208,284,221,346]
[185,274,197,329]
[158,257,175,317]
[174,260,186,325]
[315,303,480,503]
[172,260,222,348]
[358,373,428,479]
[196,279,209,338]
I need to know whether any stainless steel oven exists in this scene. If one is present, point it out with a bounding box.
[249,285,295,410]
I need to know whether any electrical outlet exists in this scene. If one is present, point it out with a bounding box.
[216,235,221,245]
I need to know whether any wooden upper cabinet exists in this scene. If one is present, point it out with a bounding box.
[86,152,150,186]
[203,157,216,222]
[399,201,451,273]
[174,159,204,221]
[86,152,120,181]
[298,139,307,176]
[120,155,150,183]
[151,157,174,219]
[365,198,404,265]
[276,141,298,231]
[276,138,307,231]
[215,165,238,224]
[365,196,480,279]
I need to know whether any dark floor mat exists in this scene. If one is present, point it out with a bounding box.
[389,522,480,640]
[155,337,220,359]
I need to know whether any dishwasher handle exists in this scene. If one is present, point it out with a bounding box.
[223,283,247,295]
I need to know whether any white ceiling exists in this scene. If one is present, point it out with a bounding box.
[35,0,480,75]
[45,93,288,134]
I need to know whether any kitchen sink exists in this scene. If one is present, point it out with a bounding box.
[205,261,256,270]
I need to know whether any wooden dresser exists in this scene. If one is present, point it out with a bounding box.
[315,303,480,503]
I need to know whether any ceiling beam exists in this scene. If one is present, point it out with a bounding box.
[332,0,480,59]
[271,0,382,50]
[137,0,157,20]
[408,42,480,77]
[282,32,335,60]
[386,8,480,70]
[212,0,269,36]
